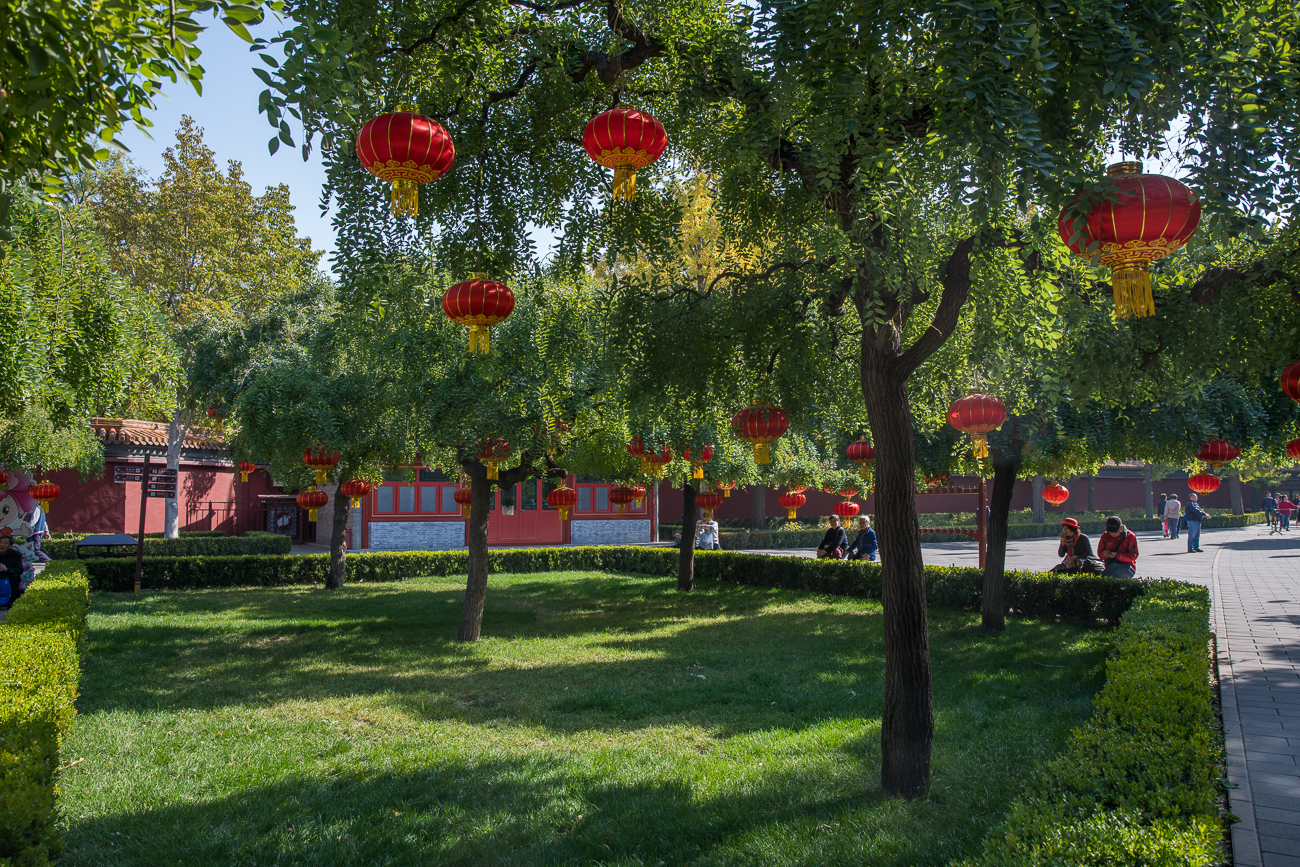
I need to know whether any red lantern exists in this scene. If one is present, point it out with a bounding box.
[846,439,876,480]
[237,461,257,483]
[731,405,790,464]
[630,483,648,509]
[838,487,859,499]
[947,393,1007,459]
[546,484,579,521]
[339,478,372,509]
[206,406,221,419]
[777,489,806,520]
[718,481,736,498]
[609,485,639,515]
[1058,162,1201,318]
[356,106,456,217]
[833,500,860,521]
[1196,439,1240,468]
[685,445,714,480]
[695,488,725,520]
[627,437,649,474]
[31,481,60,513]
[1042,483,1070,507]
[0,470,7,487]
[477,439,510,480]
[787,484,808,494]
[453,486,473,518]
[303,447,340,485]
[1287,439,1300,461]
[1187,472,1221,495]
[582,106,668,201]
[297,488,329,522]
[442,275,516,354]
[1282,361,1300,404]
[645,446,674,478]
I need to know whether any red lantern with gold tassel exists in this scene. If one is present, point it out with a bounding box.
[609,485,638,515]
[339,479,372,509]
[478,439,510,480]
[718,481,736,498]
[356,106,456,217]
[1058,162,1201,318]
[947,393,1007,459]
[582,106,668,201]
[685,445,714,480]
[1188,472,1221,495]
[31,481,60,513]
[237,461,257,483]
[453,486,473,518]
[297,488,328,522]
[442,275,515,354]
[546,484,579,521]
[731,405,789,464]
[627,437,649,474]
[846,439,875,480]
[777,489,806,520]
[1042,483,1070,507]
[833,500,860,521]
[630,483,648,509]
[303,447,340,485]
[1196,439,1240,468]
[695,488,724,520]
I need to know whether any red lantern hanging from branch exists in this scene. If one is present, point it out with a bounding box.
[695,488,725,521]
[582,106,668,201]
[731,405,789,464]
[442,275,515,354]
[846,439,876,480]
[1058,162,1201,318]
[777,489,806,520]
[947,393,1007,460]
[237,461,257,483]
[31,481,60,513]
[453,486,473,518]
[645,446,674,478]
[609,485,638,515]
[837,487,859,500]
[627,437,649,474]
[546,484,579,521]
[206,406,222,419]
[339,479,372,509]
[1196,439,1240,468]
[1187,472,1221,495]
[1282,361,1300,404]
[1042,483,1070,507]
[833,500,860,521]
[630,483,647,509]
[297,488,329,522]
[303,447,340,485]
[356,106,456,217]
[787,484,807,494]
[1287,439,1300,461]
[684,445,714,480]
[478,439,510,480]
[718,481,736,498]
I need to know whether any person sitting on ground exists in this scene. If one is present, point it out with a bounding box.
[815,515,849,559]
[1050,518,1102,573]
[1262,491,1278,532]
[1096,515,1139,578]
[0,531,27,609]
[695,513,720,550]
[845,516,878,562]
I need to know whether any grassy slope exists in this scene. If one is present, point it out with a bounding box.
[58,572,1109,867]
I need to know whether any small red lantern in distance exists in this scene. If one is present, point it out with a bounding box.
[297,489,329,522]
[628,436,649,473]
[717,481,736,498]
[608,485,638,515]
[947,393,1007,459]
[1196,439,1241,468]
[31,481,60,513]
[356,106,455,217]
[732,405,790,464]
[778,489,807,520]
[453,486,473,518]
[303,447,340,485]
[1042,483,1070,507]
[846,439,876,479]
[695,488,725,520]
[1058,162,1201,318]
[1282,360,1300,404]
[206,406,221,419]
[833,500,860,521]
[1187,472,1221,495]
[630,483,648,508]
[546,484,579,521]
[237,461,257,483]
[1287,439,1300,462]
[685,445,714,480]
[339,479,372,509]
[442,275,515,354]
[645,447,674,478]
[582,106,668,201]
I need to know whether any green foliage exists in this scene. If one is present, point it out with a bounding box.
[0,561,89,865]
[960,581,1220,866]
[44,532,291,561]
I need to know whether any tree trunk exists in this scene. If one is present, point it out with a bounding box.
[1030,476,1045,523]
[165,407,191,539]
[1144,465,1153,519]
[457,462,492,642]
[1068,477,1081,514]
[678,482,697,591]
[751,484,766,530]
[651,481,659,541]
[326,483,349,590]
[1230,473,1244,515]
[982,439,1025,631]
[1087,475,1096,513]
[861,358,933,799]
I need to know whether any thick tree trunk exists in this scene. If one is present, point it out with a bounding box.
[982,439,1025,631]
[1230,474,1244,515]
[1087,475,1096,513]
[678,482,697,591]
[861,357,933,799]
[326,484,349,590]
[1030,476,1045,523]
[751,484,766,530]
[1144,465,1153,519]
[457,462,492,642]
[1068,477,1081,514]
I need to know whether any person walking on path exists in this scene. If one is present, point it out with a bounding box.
[1157,493,1169,537]
[1096,516,1139,577]
[1165,493,1183,541]
[1184,493,1210,553]
[1262,491,1278,533]
[1278,494,1295,531]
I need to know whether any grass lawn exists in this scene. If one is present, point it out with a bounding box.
[58,571,1109,866]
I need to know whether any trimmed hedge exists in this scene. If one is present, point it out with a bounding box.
[960,581,1220,866]
[0,561,90,865]
[45,531,291,561]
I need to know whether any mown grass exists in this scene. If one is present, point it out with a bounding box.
[58,571,1110,866]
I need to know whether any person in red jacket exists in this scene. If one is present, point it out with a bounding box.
[1096,515,1139,578]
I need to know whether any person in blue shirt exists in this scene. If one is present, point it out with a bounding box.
[845,516,878,561]
[1262,492,1278,532]
[1184,493,1210,553]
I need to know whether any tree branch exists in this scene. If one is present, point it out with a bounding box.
[382,0,481,57]
[896,236,975,377]
[1188,261,1284,304]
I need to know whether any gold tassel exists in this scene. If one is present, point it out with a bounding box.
[315,469,327,485]
[704,509,715,520]
[559,507,570,521]
[612,166,637,200]
[391,179,418,217]
[617,504,626,515]
[348,496,361,508]
[973,434,989,460]
[308,508,319,521]
[693,465,704,480]
[1112,265,1154,318]
[460,504,469,518]
[634,498,643,508]
[486,460,498,480]
[468,326,491,354]
[786,508,797,520]
[754,443,770,464]
[723,488,730,498]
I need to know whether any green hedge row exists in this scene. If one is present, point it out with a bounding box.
[0,561,90,865]
[46,531,291,561]
[960,581,1220,866]
[86,547,1144,623]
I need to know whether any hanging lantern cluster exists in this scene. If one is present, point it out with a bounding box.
[582,106,668,201]
[846,439,875,481]
[1058,162,1201,318]
[442,275,515,354]
[947,393,1007,460]
[685,445,714,480]
[645,446,674,478]
[478,439,510,480]
[356,106,456,217]
[718,481,736,498]
[454,485,473,518]
[778,488,806,520]
[237,461,257,483]
[609,484,638,514]
[546,484,579,521]
[1196,439,1240,468]
[303,447,340,485]
[339,479,372,509]
[1042,483,1070,507]
[31,481,60,513]
[1282,361,1300,403]
[297,488,329,522]
[1188,472,1221,495]
[695,488,725,521]
[732,405,789,464]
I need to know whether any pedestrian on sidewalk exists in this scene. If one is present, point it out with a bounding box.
[1097,516,1139,578]
[1157,493,1168,536]
[1185,493,1210,552]
[1263,491,1278,533]
[1165,493,1182,540]
[1279,495,1295,531]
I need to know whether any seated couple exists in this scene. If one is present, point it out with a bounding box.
[1053,516,1139,578]
[815,515,877,561]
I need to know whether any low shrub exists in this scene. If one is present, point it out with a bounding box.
[45,532,291,561]
[960,581,1220,866]
[0,561,90,864]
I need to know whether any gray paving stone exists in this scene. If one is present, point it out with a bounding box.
[1257,805,1300,825]
[1262,852,1300,867]
[1261,835,1300,857]
[1260,820,1300,839]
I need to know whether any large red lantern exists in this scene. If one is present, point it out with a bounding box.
[442,275,515,354]
[582,106,668,201]
[609,484,639,515]
[356,106,456,217]
[947,393,1007,459]
[685,445,714,480]
[31,481,60,513]
[833,500,860,521]
[1187,472,1221,495]
[297,488,329,522]
[453,486,473,518]
[695,488,725,521]
[1042,483,1070,507]
[546,484,579,521]
[303,447,340,485]
[778,489,806,520]
[1196,439,1240,468]
[846,439,876,480]
[237,461,257,483]
[1058,162,1201,318]
[339,478,372,509]
[731,405,789,464]
[478,438,510,480]
[1282,361,1300,404]
[1287,439,1300,461]
[718,481,736,498]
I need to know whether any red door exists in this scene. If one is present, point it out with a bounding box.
[485,479,564,546]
